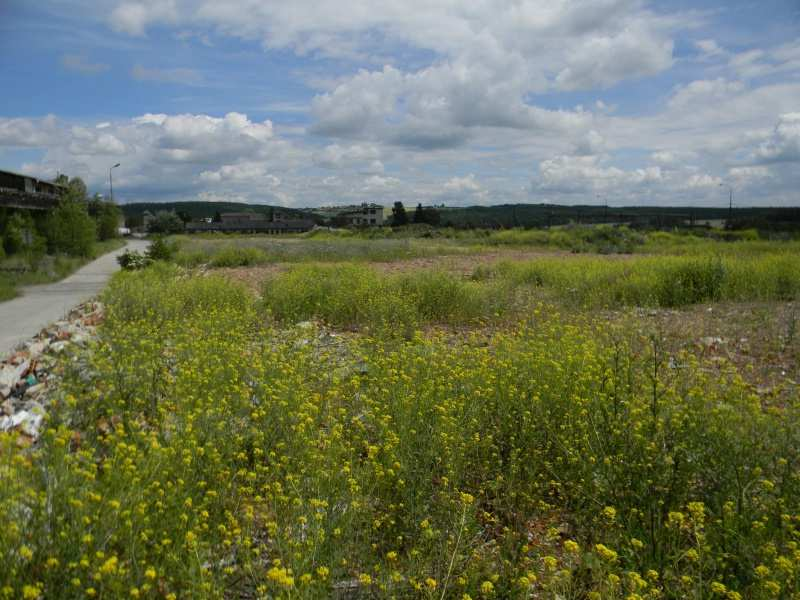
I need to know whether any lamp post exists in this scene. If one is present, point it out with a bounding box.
[109,163,120,203]
[719,182,733,227]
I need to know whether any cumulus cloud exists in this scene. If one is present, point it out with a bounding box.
[0,115,61,147]
[444,174,481,193]
[312,143,383,172]
[105,0,671,149]
[554,23,673,90]
[0,112,288,203]
[538,155,662,193]
[755,113,800,163]
[668,78,746,110]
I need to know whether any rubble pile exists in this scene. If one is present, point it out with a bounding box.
[0,301,103,442]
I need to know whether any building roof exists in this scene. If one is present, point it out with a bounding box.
[0,169,66,188]
[186,218,314,232]
[221,212,263,219]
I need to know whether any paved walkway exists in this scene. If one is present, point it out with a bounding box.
[0,240,148,355]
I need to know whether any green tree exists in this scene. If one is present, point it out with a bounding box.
[391,201,408,226]
[46,200,96,257]
[67,176,88,200]
[96,202,122,241]
[413,203,424,224]
[3,212,28,255]
[148,211,184,234]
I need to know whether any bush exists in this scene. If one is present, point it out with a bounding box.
[146,236,178,261]
[148,211,185,234]
[117,249,153,270]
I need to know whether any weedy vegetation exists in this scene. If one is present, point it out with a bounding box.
[1,230,799,599]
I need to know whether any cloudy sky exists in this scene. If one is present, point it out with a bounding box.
[1,0,798,207]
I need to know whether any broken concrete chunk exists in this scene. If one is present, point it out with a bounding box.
[0,360,29,389]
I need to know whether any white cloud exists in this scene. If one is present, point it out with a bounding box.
[105,0,673,149]
[538,155,662,193]
[755,112,800,163]
[554,23,673,90]
[363,175,399,189]
[110,1,178,36]
[131,64,204,86]
[0,112,290,203]
[668,78,745,110]
[684,173,722,189]
[313,143,383,172]
[61,53,110,74]
[0,115,61,147]
[444,174,481,193]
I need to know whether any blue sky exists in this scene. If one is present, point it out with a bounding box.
[0,0,798,207]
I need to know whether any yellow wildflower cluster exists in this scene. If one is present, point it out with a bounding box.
[0,264,798,599]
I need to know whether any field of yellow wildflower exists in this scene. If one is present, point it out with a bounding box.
[1,233,799,599]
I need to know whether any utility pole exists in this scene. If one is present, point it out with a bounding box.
[720,183,733,228]
[109,163,120,202]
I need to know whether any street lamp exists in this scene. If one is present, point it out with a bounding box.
[719,182,733,227]
[109,163,120,203]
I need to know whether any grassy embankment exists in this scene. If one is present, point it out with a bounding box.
[0,233,799,598]
[0,239,126,302]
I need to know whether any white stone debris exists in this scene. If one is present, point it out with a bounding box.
[0,301,103,441]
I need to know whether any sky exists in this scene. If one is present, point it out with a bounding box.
[0,0,798,208]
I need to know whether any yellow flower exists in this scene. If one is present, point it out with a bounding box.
[564,540,580,554]
[20,546,34,561]
[358,573,372,586]
[425,578,437,590]
[480,580,494,595]
[710,582,727,595]
[99,556,118,575]
[594,544,618,563]
[22,586,40,600]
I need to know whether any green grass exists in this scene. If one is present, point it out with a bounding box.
[172,236,477,266]
[0,239,126,302]
[261,263,506,333]
[474,252,800,308]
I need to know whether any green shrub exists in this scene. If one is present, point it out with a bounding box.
[208,245,269,267]
[146,236,178,261]
[104,262,251,325]
[655,258,726,306]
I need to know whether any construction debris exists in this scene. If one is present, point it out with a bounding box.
[0,301,103,441]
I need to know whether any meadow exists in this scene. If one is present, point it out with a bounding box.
[1,227,799,599]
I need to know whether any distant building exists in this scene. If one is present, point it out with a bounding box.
[324,203,384,227]
[186,211,313,234]
[0,169,65,210]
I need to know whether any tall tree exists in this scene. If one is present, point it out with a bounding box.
[413,203,424,224]
[391,201,408,226]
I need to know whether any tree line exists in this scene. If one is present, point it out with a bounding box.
[391,202,441,226]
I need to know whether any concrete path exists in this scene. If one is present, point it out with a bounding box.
[0,240,148,355]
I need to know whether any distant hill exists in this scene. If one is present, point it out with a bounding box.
[437,204,800,231]
[121,201,800,231]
